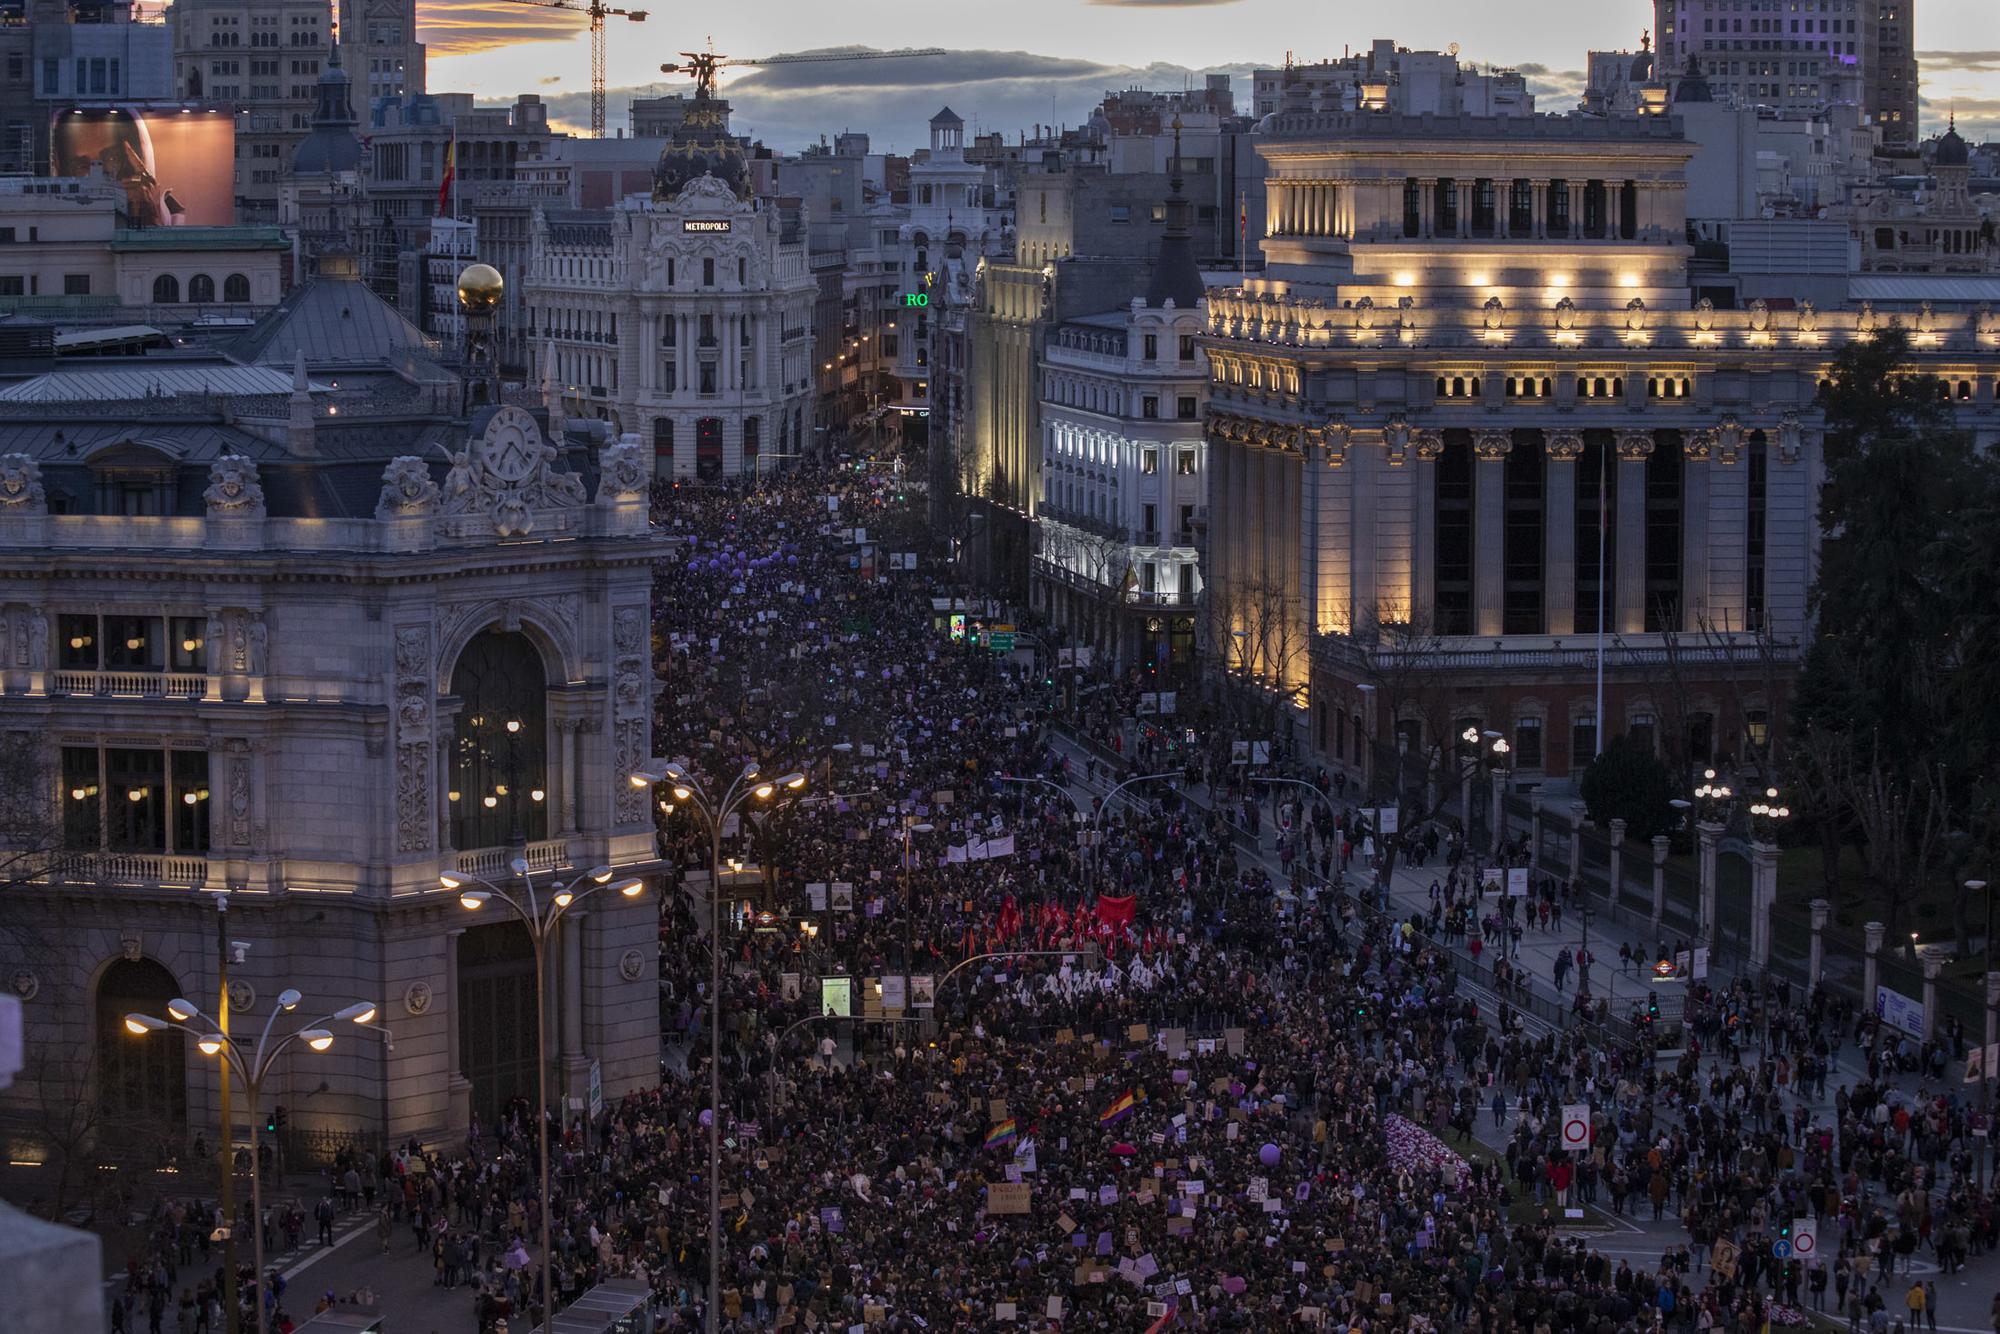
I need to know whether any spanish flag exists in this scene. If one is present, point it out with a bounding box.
[984,1118,1017,1151]
[1099,1088,1144,1127]
[436,128,456,217]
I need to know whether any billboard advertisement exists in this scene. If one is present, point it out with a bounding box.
[50,106,236,227]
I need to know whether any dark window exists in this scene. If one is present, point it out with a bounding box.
[743,416,760,458]
[1433,431,1474,635]
[1402,178,1422,236]
[1141,396,1158,419]
[654,418,674,457]
[63,273,90,296]
[1574,433,1615,634]
[1619,180,1639,239]
[1434,176,1457,234]
[1644,434,1683,631]
[223,273,249,302]
[1581,180,1608,239]
[186,273,215,303]
[152,273,179,303]
[695,416,723,481]
[1472,178,1496,235]
[1502,433,1545,635]
[172,751,211,854]
[58,613,99,670]
[1548,180,1570,237]
[1514,718,1544,770]
[104,615,164,671]
[1178,334,1195,361]
[702,257,714,287]
[1177,396,1198,420]
[1570,716,1598,768]
[169,617,207,672]
[104,747,166,852]
[1143,334,1158,361]
[1508,178,1534,233]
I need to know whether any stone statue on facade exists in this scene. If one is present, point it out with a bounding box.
[598,439,651,502]
[375,456,442,520]
[0,454,46,513]
[204,456,265,518]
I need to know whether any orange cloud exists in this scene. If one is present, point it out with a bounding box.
[416,1,581,56]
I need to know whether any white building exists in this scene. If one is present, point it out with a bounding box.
[1252,41,1535,120]
[1032,163,1208,672]
[525,162,817,481]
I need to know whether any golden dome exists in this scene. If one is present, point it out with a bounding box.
[456,263,504,314]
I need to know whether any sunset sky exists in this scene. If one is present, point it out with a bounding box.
[414,0,2000,151]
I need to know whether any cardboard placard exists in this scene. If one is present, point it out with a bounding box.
[987,1182,1032,1215]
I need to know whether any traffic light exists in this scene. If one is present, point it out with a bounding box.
[1777,1219,1792,1242]
[265,1108,277,1133]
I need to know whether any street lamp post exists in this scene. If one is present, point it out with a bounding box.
[996,771,1177,889]
[628,759,806,1334]
[1972,878,1993,1187]
[125,995,384,1334]
[901,820,935,1009]
[441,861,648,1334]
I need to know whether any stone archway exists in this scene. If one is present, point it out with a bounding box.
[95,956,188,1148]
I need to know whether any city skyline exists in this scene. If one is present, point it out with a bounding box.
[411,0,2000,148]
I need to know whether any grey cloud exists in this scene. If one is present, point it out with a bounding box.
[1914,50,2000,74]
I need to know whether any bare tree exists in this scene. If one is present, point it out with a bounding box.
[1792,728,1954,939]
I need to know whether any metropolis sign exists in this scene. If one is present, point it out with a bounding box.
[682,219,732,233]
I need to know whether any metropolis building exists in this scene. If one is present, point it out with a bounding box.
[1204,97,2000,788]
[0,261,667,1167]
[523,124,817,482]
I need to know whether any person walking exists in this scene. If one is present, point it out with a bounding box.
[314,1194,335,1247]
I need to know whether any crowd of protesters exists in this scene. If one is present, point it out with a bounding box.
[100,463,2000,1332]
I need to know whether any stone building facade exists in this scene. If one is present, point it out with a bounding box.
[0,341,668,1161]
[1203,107,2000,789]
[524,173,817,481]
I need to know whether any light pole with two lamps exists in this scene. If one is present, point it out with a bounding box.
[440,860,646,1334]
[124,993,384,1334]
[628,758,807,1334]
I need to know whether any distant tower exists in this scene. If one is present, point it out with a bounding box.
[456,262,504,412]
[930,107,964,157]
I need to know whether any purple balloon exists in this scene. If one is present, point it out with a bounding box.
[699,1109,714,1127]
[1259,1142,1281,1167]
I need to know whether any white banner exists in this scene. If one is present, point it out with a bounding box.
[1876,985,1925,1037]
[1376,807,1399,836]
[882,975,907,1010]
[1506,867,1530,897]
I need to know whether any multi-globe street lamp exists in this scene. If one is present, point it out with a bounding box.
[124,993,384,1334]
[628,758,806,1334]
[439,860,646,1333]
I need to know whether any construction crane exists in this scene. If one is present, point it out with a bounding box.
[498,0,648,138]
[662,41,947,103]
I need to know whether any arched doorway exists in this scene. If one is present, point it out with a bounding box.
[96,957,188,1145]
[446,631,550,852]
[457,921,538,1131]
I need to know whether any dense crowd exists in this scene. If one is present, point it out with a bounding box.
[100,463,2000,1332]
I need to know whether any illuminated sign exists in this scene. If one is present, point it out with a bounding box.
[682,219,733,233]
[901,292,930,307]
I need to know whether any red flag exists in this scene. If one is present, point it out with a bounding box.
[1096,894,1136,930]
[436,129,456,217]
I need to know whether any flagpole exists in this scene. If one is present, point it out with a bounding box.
[1594,440,1607,760]
[451,119,461,222]
[1238,191,1247,284]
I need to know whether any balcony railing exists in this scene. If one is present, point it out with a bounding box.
[455,838,572,879]
[1312,631,1802,676]
[39,852,213,889]
[52,671,206,699]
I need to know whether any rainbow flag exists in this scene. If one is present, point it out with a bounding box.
[984,1118,1017,1151]
[1099,1088,1144,1127]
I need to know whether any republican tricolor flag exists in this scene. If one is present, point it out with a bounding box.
[1099,1087,1144,1127]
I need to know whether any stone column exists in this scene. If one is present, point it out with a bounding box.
[1651,834,1670,932]
[1456,180,1473,238]
[1696,820,1722,950]
[1473,432,1509,637]
[1419,180,1435,239]
[1568,801,1587,885]
[1863,921,1885,1017]
[1496,179,1511,239]
[1681,440,1712,630]
[1349,432,1378,640]
[1489,765,1505,857]
[1607,818,1627,910]
[1531,180,1549,239]
[1615,432,1652,634]
[1806,898,1830,993]
[1411,432,1440,629]
[1922,948,1946,1040]
[1545,432,1581,636]
[1750,839,1779,973]
[446,927,472,1134]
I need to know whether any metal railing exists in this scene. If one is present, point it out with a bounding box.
[455,838,572,877]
